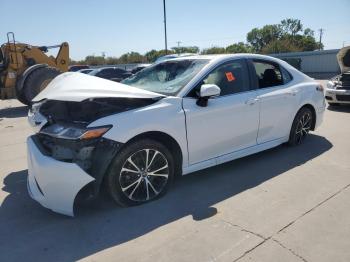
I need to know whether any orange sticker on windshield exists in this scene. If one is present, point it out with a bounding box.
[225,72,235,82]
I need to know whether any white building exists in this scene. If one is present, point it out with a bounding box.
[270,49,340,79]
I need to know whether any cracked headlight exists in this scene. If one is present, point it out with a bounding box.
[40,124,112,140]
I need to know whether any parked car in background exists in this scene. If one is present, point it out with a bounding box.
[131,64,151,74]
[68,65,89,72]
[89,67,132,82]
[77,68,94,74]
[155,53,196,63]
[325,46,350,105]
[27,54,325,216]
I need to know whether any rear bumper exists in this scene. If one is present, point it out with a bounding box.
[27,137,95,216]
[315,104,325,130]
[325,88,350,104]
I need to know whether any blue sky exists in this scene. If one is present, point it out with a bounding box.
[2,0,350,60]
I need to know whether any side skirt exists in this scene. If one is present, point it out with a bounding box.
[182,136,288,175]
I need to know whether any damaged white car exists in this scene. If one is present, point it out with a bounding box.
[27,54,326,216]
[325,46,350,105]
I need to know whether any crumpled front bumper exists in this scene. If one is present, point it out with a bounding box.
[27,137,95,216]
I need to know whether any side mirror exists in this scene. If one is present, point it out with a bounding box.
[197,84,221,107]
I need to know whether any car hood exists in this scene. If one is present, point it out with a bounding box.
[32,72,164,102]
[337,46,350,73]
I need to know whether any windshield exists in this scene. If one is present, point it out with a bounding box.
[121,59,209,95]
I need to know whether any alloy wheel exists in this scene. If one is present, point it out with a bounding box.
[119,149,169,202]
[295,112,312,144]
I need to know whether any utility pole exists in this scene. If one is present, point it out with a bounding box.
[176,41,182,54]
[318,28,324,50]
[163,0,168,54]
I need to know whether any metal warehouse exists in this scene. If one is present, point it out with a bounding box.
[270,49,340,79]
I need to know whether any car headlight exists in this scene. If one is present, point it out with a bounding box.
[40,124,112,140]
[326,81,336,89]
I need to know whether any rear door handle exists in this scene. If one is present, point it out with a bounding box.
[245,98,259,105]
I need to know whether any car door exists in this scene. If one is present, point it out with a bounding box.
[250,59,298,144]
[182,59,260,165]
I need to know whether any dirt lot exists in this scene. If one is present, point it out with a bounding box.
[0,89,350,262]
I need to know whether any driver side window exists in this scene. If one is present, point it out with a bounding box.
[188,60,250,97]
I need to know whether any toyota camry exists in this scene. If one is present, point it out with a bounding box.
[27,54,326,216]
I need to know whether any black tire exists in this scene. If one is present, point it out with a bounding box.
[21,66,61,105]
[288,107,313,146]
[106,139,175,207]
[15,74,29,105]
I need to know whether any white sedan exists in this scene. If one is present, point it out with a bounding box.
[27,54,326,216]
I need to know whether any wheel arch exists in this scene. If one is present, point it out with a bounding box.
[124,131,184,177]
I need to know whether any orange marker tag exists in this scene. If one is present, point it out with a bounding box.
[225,72,235,82]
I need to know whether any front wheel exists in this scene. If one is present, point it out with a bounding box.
[106,139,174,207]
[288,107,313,146]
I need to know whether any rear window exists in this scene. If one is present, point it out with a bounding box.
[253,61,283,88]
[281,66,293,84]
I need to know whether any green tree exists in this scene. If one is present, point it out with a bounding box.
[247,24,282,52]
[171,46,199,54]
[247,18,322,53]
[118,52,145,63]
[201,46,226,54]
[144,49,175,62]
[84,55,105,65]
[226,42,252,53]
[280,18,303,37]
[261,39,300,54]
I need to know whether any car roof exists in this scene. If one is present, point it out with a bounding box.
[169,53,283,63]
[93,67,126,71]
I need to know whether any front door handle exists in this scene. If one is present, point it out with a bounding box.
[245,98,259,105]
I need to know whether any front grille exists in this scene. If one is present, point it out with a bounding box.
[336,95,350,102]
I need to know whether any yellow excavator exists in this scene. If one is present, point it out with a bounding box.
[0,32,69,105]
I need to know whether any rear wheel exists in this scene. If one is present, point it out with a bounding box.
[288,107,313,146]
[106,139,174,207]
[21,66,61,105]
